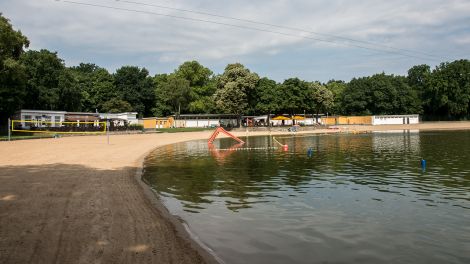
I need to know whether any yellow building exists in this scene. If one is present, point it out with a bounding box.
[141,117,174,129]
[322,116,373,125]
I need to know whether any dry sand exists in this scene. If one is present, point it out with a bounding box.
[1,121,469,264]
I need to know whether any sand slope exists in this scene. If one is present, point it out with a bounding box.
[0,132,216,264]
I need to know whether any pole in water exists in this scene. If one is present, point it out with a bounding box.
[421,159,426,170]
[307,147,313,157]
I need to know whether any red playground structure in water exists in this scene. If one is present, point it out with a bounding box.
[208,127,244,144]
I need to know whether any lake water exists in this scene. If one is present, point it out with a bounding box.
[143,131,470,264]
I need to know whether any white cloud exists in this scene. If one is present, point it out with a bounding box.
[1,0,470,81]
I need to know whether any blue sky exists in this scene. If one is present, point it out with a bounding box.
[2,0,470,82]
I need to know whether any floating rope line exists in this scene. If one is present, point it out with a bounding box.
[214,147,278,151]
[272,137,284,147]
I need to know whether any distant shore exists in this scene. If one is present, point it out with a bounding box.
[1,121,469,263]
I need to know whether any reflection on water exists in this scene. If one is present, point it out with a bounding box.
[143,131,470,264]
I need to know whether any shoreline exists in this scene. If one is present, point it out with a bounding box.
[1,121,470,263]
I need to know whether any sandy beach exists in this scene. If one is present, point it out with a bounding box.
[1,121,470,264]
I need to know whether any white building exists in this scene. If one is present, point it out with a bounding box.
[372,115,419,125]
[99,112,138,125]
[174,114,239,128]
[14,109,66,128]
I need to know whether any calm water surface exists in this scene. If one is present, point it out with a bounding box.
[143,131,470,264]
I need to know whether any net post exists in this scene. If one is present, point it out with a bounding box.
[8,118,11,141]
[106,119,110,145]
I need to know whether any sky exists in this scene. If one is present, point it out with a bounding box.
[2,0,470,82]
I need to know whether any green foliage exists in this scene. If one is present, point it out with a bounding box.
[20,49,71,111]
[342,73,422,115]
[70,63,116,112]
[426,60,470,118]
[175,60,213,87]
[0,13,29,61]
[58,68,82,111]
[278,78,311,114]
[2,13,470,123]
[214,63,259,115]
[325,80,346,114]
[114,66,154,117]
[154,74,191,116]
[309,82,334,114]
[102,98,133,113]
[255,77,280,114]
[175,61,215,114]
[0,14,29,124]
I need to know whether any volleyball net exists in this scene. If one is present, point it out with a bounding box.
[10,120,107,134]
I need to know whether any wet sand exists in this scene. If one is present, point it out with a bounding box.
[1,121,469,264]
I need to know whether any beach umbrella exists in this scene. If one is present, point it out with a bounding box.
[291,116,305,120]
[272,116,291,120]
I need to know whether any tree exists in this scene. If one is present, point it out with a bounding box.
[114,66,154,117]
[188,78,217,114]
[70,63,115,112]
[254,77,280,115]
[102,98,133,113]
[407,64,431,115]
[309,82,334,122]
[342,73,421,115]
[278,78,310,115]
[58,68,82,111]
[154,74,191,116]
[427,60,470,118]
[175,60,212,87]
[0,13,29,128]
[174,61,216,114]
[214,63,259,115]
[325,80,346,115]
[20,49,70,111]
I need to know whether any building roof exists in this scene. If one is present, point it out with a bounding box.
[173,114,239,119]
[17,109,67,114]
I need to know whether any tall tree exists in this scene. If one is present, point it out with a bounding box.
[20,49,74,111]
[70,63,115,112]
[0,13,29,127]
[174,61,215,114]
[278,78,310,115]
[427,60,470,118]
[325,80,346,115]
[407,64,431,115]
[58,68,82,111]
[154,74,191,116]
[309,82,334,121]
[114,66,154,117]
[254,77,280,116]
[342,73,421,115]
[102,98,133,113]
[214,63,259,115]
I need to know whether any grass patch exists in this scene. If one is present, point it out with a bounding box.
[154,127,214,133]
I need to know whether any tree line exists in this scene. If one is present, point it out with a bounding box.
[1,13,470,129]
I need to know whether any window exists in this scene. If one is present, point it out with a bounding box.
[55,116,61,127]
[24,115,32,121]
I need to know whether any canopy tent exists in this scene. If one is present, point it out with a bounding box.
[291,116,305,120]
[272,116,291,120]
